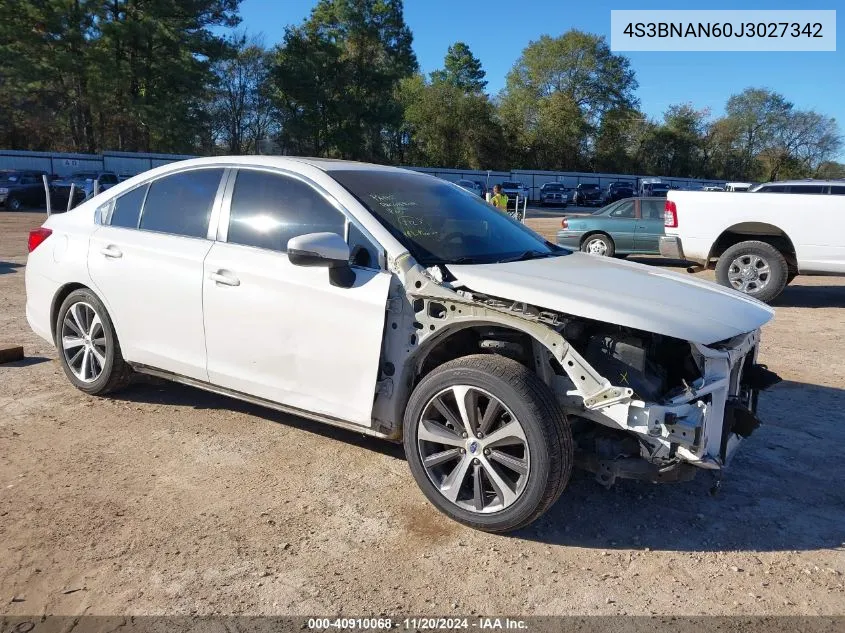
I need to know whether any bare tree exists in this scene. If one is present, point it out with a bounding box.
[211,32,277,154]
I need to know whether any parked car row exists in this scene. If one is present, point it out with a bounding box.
[0,169,124,211]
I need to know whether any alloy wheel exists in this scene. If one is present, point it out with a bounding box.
[417,386,530,514]
[727,254,771,294]
[585,238,608,256]
[61,301,107,383]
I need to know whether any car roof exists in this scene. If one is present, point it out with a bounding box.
[152,155,416,175]
[755,179,844,186]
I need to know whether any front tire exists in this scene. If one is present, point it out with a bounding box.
[403,354,572,533]
[56,289,132,395]
[8,197,22,211]
[715,241,788,303]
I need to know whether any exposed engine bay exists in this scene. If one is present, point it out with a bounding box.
[376,257,781,487]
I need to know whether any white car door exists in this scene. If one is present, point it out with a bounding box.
[88,167,226,381]
[202,168,391,427]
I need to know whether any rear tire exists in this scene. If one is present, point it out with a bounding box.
[581,233,615,257]
[55,289,132,395]
[403,354,572,533]
[715,241,788,303]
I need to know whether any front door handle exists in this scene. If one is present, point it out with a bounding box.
[100,245,122,258]
[209,271,240,287]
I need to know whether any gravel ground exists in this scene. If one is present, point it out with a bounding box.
[1,210,844,616]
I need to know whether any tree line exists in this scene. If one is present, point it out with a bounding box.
[1,0,842,181]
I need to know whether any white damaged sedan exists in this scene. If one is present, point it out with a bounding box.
[25,157,780,532]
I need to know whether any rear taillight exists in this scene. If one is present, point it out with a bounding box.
[28,227,52,252]
[561,217,569,229]
[664,200,678,228]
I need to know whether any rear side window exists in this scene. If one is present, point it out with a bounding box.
[110,185,148,228]
[830,186,845,195]
[791,185,825,194]
[139,169,223,238]
[227,170,345,252]
[641,200,663,219]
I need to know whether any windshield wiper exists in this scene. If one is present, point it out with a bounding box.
[421,256,480,266]
[498,250,557,263]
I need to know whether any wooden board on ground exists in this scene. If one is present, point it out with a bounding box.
[0,345,24,364]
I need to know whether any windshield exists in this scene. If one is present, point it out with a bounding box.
[501,182,522,188]
[543,184,564,191]
[331,170,569,266]
[0,172,21,183]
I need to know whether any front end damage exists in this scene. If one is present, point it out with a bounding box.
[376,255,781,486]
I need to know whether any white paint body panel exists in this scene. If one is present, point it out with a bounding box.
[25,200,101,345]
[448,253,774,345]
[88,225,212,380]
[202,242,391,425]
[665,190,845,273]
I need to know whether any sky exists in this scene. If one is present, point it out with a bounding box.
[232,0,843,129]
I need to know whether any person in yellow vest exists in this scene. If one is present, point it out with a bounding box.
[489,184,509,213]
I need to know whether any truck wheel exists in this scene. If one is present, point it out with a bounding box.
[8,197,22,211]
[581,234,615,257]
[716,241,788,303]
[403,354,572,533]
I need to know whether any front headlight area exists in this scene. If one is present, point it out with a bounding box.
[550,327,764,487]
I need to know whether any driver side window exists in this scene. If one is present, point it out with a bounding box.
[610,200,635,218]
[228,170,345,252]
[226,169,379,267]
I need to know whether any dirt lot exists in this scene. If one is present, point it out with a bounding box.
[1,211,844,616]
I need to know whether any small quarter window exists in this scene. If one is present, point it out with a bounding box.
[110,185,148,228]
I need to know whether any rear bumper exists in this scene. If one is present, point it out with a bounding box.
[25,266,58,346]
[556,230,585,249]
[659,235,685,259]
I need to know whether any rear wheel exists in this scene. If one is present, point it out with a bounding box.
[716,241,788,303]
[8,196,22,211]
[581,234,615,257]
[403,354,572,533]
[56,289,132,395]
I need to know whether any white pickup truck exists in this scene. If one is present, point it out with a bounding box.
[659,190,845,302]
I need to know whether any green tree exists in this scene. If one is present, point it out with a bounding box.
[0,0,241,153]
[271,0,417,161]
[399,74,501,169]
[718,88,841,181]
[430,42,486,93]
[499,30,638,170]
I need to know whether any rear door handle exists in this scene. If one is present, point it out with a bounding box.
[209,271,240,287]
[100,245,122,258]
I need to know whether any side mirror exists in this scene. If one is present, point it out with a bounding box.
[287,232,355,288]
